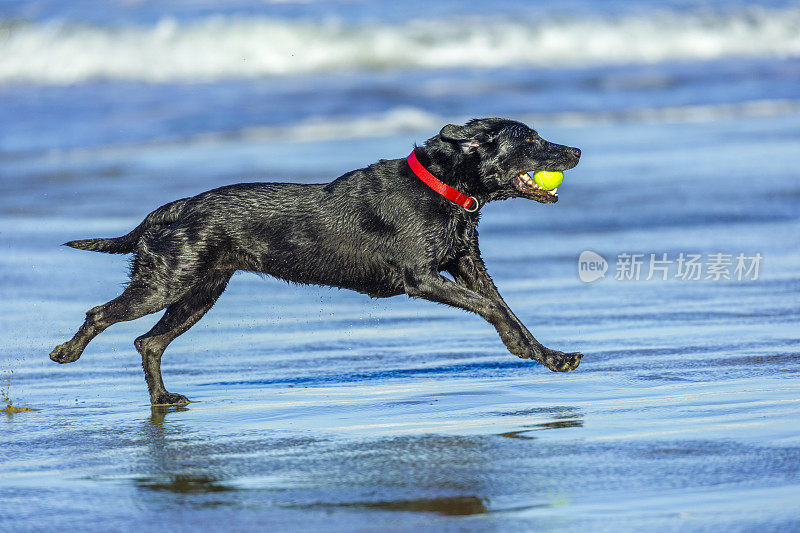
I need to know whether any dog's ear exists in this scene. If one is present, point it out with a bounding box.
[439,124,483,154]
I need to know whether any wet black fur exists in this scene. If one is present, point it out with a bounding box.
[50,118,583,405]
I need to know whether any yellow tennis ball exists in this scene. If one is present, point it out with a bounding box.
[532,170,563,191]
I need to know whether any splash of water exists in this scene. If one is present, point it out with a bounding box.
[1,358,37,413]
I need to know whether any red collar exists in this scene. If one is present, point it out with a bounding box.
[407,150,479,212]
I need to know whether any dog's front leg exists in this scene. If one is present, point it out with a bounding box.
[405,269,581,372]
[446,254,582,372]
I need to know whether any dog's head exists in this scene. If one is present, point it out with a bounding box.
[424,118,580,205]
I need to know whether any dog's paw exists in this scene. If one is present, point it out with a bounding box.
[49,343,81,364]
[543,350,583,372]
[151,392,191,406]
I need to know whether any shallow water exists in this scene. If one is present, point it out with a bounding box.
[2,111,800,531]
[2,0,800,530]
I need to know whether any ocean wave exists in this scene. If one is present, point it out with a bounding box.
[3,99,796,158]
[50,100,799,155]
[225,100,800,143]
[2,7,800,84]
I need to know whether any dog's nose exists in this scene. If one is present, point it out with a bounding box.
[569,147,581,159]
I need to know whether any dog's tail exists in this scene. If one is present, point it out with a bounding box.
[64,198,190,254]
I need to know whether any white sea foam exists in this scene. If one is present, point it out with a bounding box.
[233,107,442,143]
[2,7,800,84]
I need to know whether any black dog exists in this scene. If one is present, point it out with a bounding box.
[50,118,582,405]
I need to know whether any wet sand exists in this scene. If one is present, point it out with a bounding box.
[2,114,799,531]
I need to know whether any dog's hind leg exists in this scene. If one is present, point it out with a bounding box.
[134,271,233,405]
[50,226,213,365]
[49,281,183,364]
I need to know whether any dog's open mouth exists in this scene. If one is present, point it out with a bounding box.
[512,172,559,203]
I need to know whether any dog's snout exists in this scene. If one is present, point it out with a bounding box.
[568,147,581,159]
